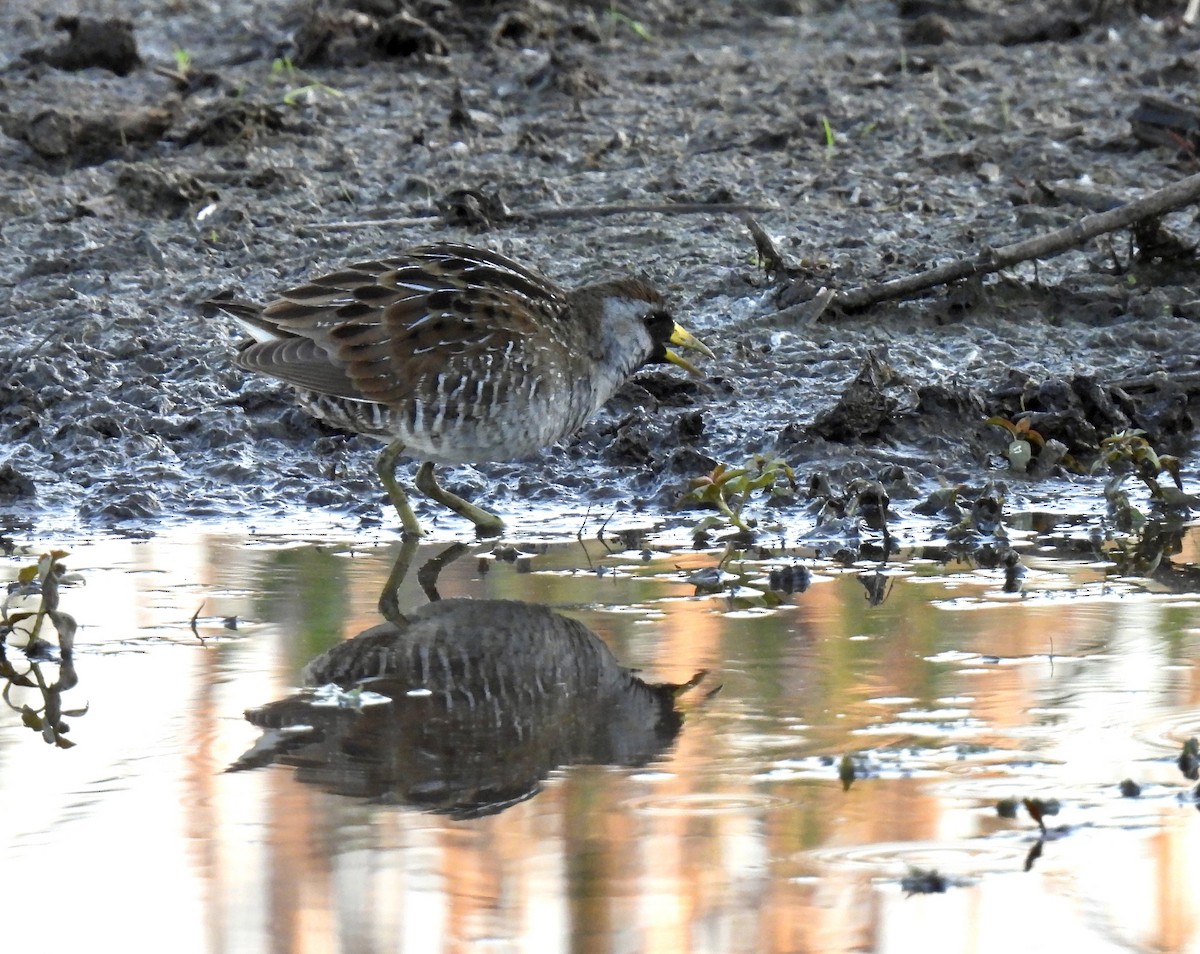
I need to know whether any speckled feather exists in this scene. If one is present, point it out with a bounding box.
[233,243,672,464]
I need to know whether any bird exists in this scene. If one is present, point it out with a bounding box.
[219,242,713,537]
[229,597,696,813]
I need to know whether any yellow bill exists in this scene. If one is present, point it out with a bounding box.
[664,322,715,377]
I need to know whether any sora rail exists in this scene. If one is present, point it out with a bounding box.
[223,243,713,537]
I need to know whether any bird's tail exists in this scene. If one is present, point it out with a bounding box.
[200,293,288,343]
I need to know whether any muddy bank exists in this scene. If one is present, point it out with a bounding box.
[1,0,1199,538]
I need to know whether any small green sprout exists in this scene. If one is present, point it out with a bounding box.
[607,5,652,40]
[821,116,835,154]
[269,57,343,107]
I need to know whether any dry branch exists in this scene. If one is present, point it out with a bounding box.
[313,201,773,231]
[832,170,1200,312]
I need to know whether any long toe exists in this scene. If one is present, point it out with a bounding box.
[415,462,505,537]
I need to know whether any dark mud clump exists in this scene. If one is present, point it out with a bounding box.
[21,15,142,76]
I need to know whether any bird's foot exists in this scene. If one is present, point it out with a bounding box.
[415,462,505,537]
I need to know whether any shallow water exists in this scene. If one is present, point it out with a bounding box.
[3,523,1199,954]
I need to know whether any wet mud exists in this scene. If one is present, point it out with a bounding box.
[2,0,1200,537]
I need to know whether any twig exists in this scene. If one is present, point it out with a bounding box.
[576,504,593,542]
[310,215,441,231]
[772,286,835,324]
[530,201,773,221]
[190,601,204,641]
[150,64,189,86]
[744,215,787,278]
[312,201,775,231]
[833,170,1200,311]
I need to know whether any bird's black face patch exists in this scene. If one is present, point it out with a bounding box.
[644,308,675,361]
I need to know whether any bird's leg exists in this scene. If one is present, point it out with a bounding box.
[375,440,425,538]
[416,541,472,601]
[377,536,419,623]
[414,462,505,537]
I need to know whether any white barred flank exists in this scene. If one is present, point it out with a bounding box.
[298,391,396,440]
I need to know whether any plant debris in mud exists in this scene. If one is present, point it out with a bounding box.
[901,867,951,896]
[1018,797,1063,872]
[838,753,857,792]
[1178,737,1200,781]
[1092,429,1197,531]
[1118,778,1142,798]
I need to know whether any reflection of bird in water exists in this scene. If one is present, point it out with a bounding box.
[218,243,713,537]
[230,597,707,818]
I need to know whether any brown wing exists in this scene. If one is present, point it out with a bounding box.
[234,244,569,404]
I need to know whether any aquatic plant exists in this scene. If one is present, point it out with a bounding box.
[680,455,797,533]
[986,415,1046,473]
[1093,429,1193,531]
[1093,429,1183,500]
